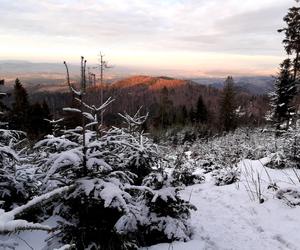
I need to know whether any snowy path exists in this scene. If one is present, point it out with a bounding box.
[146,160,300,250]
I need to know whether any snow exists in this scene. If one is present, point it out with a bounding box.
[151,187,177,203]
[54,244,75,250]
[2,158,300,249]
[143,158,300,250]
[62,107,81,113]
[0,186,73,233]
[99,181,131,211]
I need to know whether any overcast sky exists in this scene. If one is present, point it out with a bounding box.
[0,0,297,77]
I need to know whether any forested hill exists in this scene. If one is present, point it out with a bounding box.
[26,75,269,129]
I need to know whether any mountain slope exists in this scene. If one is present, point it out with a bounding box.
[111,75,187,90]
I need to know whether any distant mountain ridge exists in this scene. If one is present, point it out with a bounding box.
[191,76,274,95]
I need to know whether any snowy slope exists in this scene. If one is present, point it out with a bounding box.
[144,159,300,250]
[2,159,300,250]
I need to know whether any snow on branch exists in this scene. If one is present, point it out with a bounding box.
[75,97,114,113]
[45,118,64,125]
[119,107,148,130]
[54,244,76,250]
[34,136,77,150]
[0,146,19,160]
[63,61,82,97]
[63,107,81,113]
[0,185,74,234]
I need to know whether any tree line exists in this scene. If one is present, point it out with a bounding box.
[1,74,264,141]
[0,78,52,139]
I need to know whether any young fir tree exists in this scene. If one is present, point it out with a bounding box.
[0,82,30,211]
[270,59,296,130]
[219,76,237,132]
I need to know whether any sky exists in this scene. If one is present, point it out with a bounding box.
[0,0,297,77]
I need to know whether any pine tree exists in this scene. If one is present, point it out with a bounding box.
[278,1,300,80]
[219,76,237,132]
[270,0,300,129]
[270,59,296,129]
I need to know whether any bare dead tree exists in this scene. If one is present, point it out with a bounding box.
[63,56,114,172]
[94,52,113,125]
[64,56,88,174]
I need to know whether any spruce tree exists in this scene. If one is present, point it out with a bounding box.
[9,78,30,131]
[270,0,300,129]
[219,76,237,132]
[270,59,296,129]
[278,1,300,80]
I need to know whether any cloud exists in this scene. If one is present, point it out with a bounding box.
[0,0,296,76]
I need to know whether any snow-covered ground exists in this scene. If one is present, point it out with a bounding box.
[2,158,300,250]
[144,158,300,250]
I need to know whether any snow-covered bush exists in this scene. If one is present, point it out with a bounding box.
[212,166,240,186]
[266,151,289,169]
[198,159,221,174]
[171,151,205,186]
[0,89,33,211]
[119,171,197,246]
[283,130,300,168]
